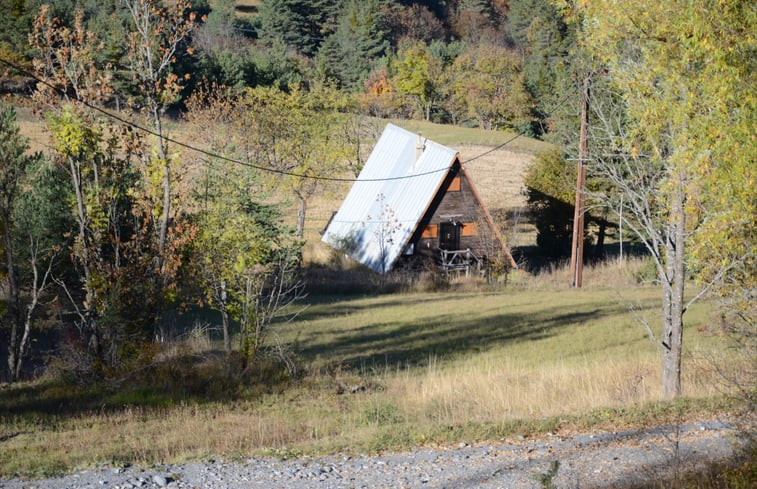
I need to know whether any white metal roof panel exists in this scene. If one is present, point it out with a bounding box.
[322,123,458,273]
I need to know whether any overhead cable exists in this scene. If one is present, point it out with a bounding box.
[0,56,559,184]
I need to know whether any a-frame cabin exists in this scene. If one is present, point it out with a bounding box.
[322,123,516,275]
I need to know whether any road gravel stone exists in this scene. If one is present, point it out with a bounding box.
[0,421,740,489]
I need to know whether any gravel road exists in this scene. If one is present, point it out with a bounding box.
[0,420,739,489]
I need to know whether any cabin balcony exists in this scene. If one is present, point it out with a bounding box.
[440,248,485,277]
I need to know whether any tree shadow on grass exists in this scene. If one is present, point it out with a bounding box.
[0,294,650,420]
[297,301,625,370]
[295,293,469,323]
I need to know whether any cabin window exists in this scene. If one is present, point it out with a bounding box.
[439,222,460,250]
[421,224,438,238]
[461,223,478,237]
[448,177,461,191]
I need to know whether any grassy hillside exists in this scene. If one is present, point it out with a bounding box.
[0,278,742,477]
[390,119,553,153]
[12,103,550,264]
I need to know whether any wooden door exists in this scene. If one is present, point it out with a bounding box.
[439,222,460,250]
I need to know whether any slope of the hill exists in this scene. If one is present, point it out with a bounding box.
[11,104,550,262]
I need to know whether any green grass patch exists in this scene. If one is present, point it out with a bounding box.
[389,118,553,154]
[0,286,743,478]
[286,287,699,371]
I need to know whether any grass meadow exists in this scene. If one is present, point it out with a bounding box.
[0,259,745,478]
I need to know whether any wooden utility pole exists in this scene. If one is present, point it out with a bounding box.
[570,76,590,288]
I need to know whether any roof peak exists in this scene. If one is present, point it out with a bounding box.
[383,123,458,156]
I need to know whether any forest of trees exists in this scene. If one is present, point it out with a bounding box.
[0,0,754,402]
[1,0,577,133]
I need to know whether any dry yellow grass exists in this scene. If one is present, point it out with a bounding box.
[1,349,734,475]
[516,256,654,289]
[9,103,51,152]
[390,351,726,425]
[235,0,261,8]
[460,145,534,210]
[0,353,734,475]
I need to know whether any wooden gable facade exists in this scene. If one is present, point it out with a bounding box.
[401,159,516,273]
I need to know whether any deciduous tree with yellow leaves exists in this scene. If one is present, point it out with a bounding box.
[575,0,756,398]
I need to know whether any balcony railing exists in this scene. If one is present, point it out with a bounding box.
[440,248,484,277]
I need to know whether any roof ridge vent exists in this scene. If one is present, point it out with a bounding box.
[413,132,425,172]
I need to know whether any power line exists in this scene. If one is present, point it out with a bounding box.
[463,133,524,164]
[0,56,552,183]
[2,57,453,182]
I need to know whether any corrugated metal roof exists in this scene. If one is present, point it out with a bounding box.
[322,123,458,274]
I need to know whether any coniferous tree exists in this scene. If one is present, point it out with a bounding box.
[316,0,391,89]
[507,0,575,136]
[0,104,44,382]
[258,0,341,57]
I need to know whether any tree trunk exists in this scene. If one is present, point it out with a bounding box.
[3,209,21,382]
[150,106,170,344]
[594,216,607,259]
[220,280,231,353]
[154,107,169,271]
[15,315,31,381]
[220,309,231,354]
[69,156,98,356]
[11,236,50,381]
[662,181,686,399]
[296,196,307,239]
[15,283,38,381]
